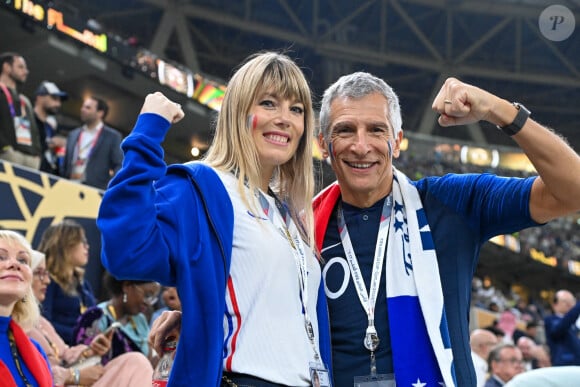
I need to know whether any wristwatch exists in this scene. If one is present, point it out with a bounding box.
[497,102,530,136]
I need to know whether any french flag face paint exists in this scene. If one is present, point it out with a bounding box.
[387,139,393,160]
[247,114,258,130]
[327,141,335,161]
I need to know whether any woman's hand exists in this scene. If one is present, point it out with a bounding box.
[88,332,112,357]
[79,365,105,386]
[140,92,185,124]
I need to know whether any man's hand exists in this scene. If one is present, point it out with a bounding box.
[431,77,511,128]
[149,310,182,356]
[140,92,185,124]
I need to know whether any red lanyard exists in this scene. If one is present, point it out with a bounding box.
[0,83,26,117]
[75,125,103,161]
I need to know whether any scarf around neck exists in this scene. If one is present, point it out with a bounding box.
[313,168,456,386]
[0,319,53,387]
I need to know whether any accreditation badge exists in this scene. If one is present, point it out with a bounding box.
[354,373,395,387]
[14,116,32,146]
[309,362,330,387]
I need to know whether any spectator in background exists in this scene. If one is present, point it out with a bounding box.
[484,344,525,387]
[484,325,507,343]
[470,329,499,387]
[512,320,539,345]
[516,336,551,370]
[73,273,159,366]
[28,249,154,386]
[38,220,96,345]
[497,310,518,343]
[33,81,68,175]
[544,289,580,366]
[0,52,42,169]
[0,230,53,386]
[62,96,123,190]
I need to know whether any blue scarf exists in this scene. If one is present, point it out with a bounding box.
[386,169,456,386]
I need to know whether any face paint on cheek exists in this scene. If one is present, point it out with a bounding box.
[387,139,393,159]
[247,114,258,130]
[327,141,335,161]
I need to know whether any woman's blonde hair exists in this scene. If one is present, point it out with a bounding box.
[37,220,87,295]
[0,230,40,329]
[203,51,315,246]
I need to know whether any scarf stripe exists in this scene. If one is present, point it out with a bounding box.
[388,169,455,387]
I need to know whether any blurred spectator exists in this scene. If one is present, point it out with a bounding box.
[62,96,123,189]
[470,329,499,387]
[544,289,580,366]
[38,220,96,345]
[483,325,506,342]
[516,336,551,370]
[512,320,540,345]
[484,344,525,387]
[497,310,518,343]
[73,273,160,364]
[27,248,153,386]
[0,52,42,169]
[33,81,68,175]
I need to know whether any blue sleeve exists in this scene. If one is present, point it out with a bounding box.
[109,129,124,175]
[417,173,539,242]
[97,113,200,285]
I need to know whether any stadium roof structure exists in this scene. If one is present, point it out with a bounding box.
[3,0,579,161]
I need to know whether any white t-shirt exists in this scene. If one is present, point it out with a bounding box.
[217,170,321,386]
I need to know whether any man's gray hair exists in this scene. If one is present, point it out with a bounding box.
[318,72,402,141]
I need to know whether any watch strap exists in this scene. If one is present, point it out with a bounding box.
[498,102,530,136]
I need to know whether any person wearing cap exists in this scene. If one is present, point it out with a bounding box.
[0,52,42,169]
[34,81,68,175]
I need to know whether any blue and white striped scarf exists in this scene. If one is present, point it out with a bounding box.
[386,168,456,387]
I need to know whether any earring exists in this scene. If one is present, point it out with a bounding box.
[21,297,26,303]
[123,293,127,303]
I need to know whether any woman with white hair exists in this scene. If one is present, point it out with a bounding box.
[0,230,52,386]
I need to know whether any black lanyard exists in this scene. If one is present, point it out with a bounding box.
[8,330,33,387]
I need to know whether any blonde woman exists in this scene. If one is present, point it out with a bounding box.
[0,230,52,386]
[97,52,332,386]
[38,220,96,345]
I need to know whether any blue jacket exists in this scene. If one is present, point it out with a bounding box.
[97,114,332,386]
[544,303,580,366]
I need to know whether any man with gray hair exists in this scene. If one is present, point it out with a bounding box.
[484,344,525,386]
[313,72,580,386]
